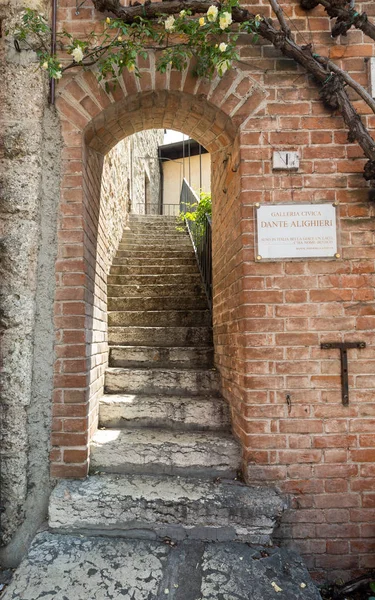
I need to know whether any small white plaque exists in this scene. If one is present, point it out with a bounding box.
[272,151,299,170]
[256,203,338,260]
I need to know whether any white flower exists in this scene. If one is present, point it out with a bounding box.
[207,5,218,22]
[72,46,84,63]
[219,11,232,30]
[217,59,230,76]
[300,583,306,589]
[165,15,175,31]
[42,61,49,70]
[179,10,186,17]
[219,42,227,52]
[54,71,62,80]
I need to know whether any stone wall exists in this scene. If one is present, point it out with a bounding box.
[0,0,61,565]
[2,0,375,580]
[129,131,164,215]
[100,130,163,270]
[0,3,162,555]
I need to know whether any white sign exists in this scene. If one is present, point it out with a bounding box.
[256,203,338,259]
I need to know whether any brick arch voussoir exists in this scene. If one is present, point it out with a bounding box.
[56,54,268,157]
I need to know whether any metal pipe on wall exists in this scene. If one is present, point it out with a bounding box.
[49,0,57,104]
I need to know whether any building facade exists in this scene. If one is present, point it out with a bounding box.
[1,0,375,579]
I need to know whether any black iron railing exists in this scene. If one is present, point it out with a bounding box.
[180,179,212,311]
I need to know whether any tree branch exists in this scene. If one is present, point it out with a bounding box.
[92,0,375,179]
[314,54,375,115]
[268,0,291,38]
[300,0,375,42]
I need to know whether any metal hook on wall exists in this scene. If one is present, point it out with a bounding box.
[76,0,88,15]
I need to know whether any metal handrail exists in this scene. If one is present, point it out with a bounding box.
[180,179,212,311]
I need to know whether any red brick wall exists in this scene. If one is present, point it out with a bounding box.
[52,0,375,579]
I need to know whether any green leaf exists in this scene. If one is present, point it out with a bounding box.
[370,582,375,592]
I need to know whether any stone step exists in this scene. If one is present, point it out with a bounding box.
[108,295,208,311]
[116,249,195,259]
[125,225,181,234]
[108,309,211,328]
[112,256,196,267]
[108,326,212,347]
[110,264,198,275]
[99,394,229,430]
[107,274,202,286]
[104,367,220,396]
[89,428,241,478]
[121,233,188,241]
[7,532,321,600]
[129,215,176,221]
[49,474,286,545]
[109,345,214,368]
[107,283,204,298]
[118,244,193,254]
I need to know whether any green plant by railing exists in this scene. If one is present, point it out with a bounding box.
[179,190,211,225]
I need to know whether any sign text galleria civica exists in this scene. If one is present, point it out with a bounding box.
[255,203,338,260]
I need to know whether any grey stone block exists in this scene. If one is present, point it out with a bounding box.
[108,326,212,347]
[49,474,286,544]
[99,393,230,430]
[90,428,241,478]
[2,532,322,600]
[108,296,208,311]
[108,273,201,286]
[109,345,214,368]
[107,283,204,297]
[108,309,211,327]
[110,264,198,275]
[104,367,220,396]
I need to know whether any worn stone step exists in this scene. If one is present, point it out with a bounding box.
[99,394,229,430]
[107,283,204,298]
[129,215,176,221]
[110,264,198,275]
[108,310,211,328]
[116,249,195,259]
[109,345,213,368]
[125,225,181,234]
[90,428,241,478]
[6,531,322,600]
[118,244,193,254]
[49,473,286,545]
[104,367,219,396]
[121,233,188,242]
[107,274,201,286]
[108,295,208,311]
[112,256,196,267]
[108,326,212,347]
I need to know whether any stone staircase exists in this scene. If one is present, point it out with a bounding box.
[49,215,285,545]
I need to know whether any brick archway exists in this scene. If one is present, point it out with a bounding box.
[51,57,267,478]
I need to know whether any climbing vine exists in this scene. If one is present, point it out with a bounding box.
[8,0,375,181]
[10,4,261,86]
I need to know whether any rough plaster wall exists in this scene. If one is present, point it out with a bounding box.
[0,2,61,565]
[129,130,164,214]
[100,140,131,269]
[100,129,164,263]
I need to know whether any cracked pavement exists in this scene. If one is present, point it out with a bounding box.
[2,532,322,600]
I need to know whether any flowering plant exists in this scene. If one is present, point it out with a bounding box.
[10,2,261,87]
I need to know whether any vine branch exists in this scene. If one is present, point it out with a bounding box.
[299,0,375,41]
[92,0,375,180]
